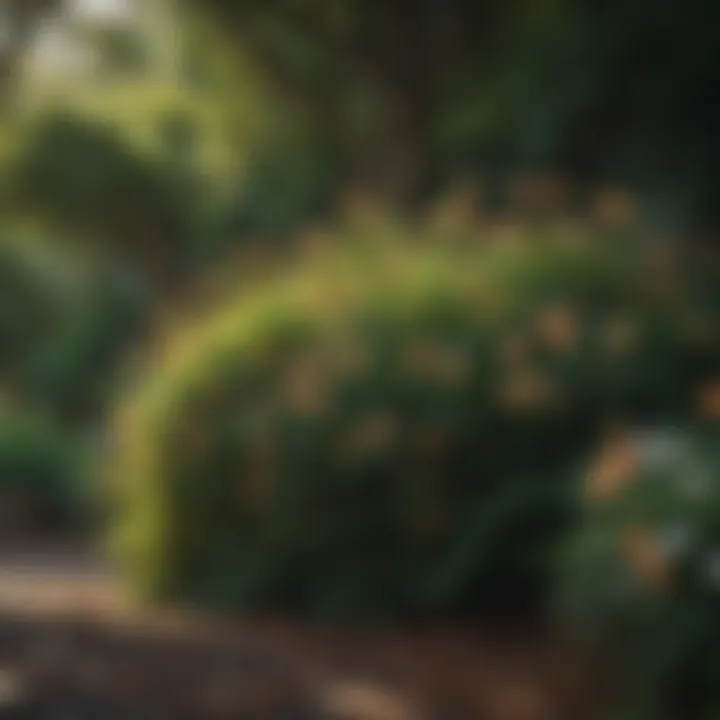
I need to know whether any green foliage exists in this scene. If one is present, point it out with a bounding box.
[10,113,194,282]
[189,0,720,225]
[192,132,338,266]
[557,428,720,720]
[0,238,78,387]
[0,413,86,533]
[112,218,720,618]
[466,0,720,232]
[5,0,720,228]
[29,263,149,425]
[0,234,148,426]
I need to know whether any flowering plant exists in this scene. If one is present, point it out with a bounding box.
[558,426,720,719]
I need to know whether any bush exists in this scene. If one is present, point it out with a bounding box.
[29,263,149,425]
[111,217,720,619]
[557,425,720,720]
[0,238,79,391]
[0,236,149,427]
[0,414,86,536]
[11,113,193,283]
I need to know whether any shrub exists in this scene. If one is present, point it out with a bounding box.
[0,238,79,391]
[11,113,192,283]
[557,424,720,720]
[0,413,87,536]
[29,263,149,425]
[111,217,720,619]
[0,236,149,427]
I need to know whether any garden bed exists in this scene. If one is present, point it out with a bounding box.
[0,546,601,719]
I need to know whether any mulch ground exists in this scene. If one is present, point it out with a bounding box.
[0,546,604,719]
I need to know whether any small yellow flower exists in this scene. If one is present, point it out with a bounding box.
[282,354,330,416]
[535,304,580,353]
[593,188,636,226]
[426,182,482,236]
[697,378,720,422]
[585,432,639,504]
[322,682,416,720]
[498,371,555,411]
[620,525,674,591]
[509,172,570,215]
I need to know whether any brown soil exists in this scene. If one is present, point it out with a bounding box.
[0,545,603,719]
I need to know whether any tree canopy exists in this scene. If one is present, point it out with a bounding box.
[3,0,720,227]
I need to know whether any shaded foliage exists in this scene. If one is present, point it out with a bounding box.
[0,414,86,534]
[9,113,196,286]
[28,263,149,426]
[193,0,720,230]
[112,217,720,619]
[0,236,148,427]
[559,427,720,720]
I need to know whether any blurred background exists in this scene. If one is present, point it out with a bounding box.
[0,1,718,718]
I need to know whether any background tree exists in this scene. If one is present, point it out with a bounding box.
[190,0,522,207]
[4,0,720,230]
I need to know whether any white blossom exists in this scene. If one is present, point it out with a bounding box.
[634,429,688,471]
[659,524,693,557]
